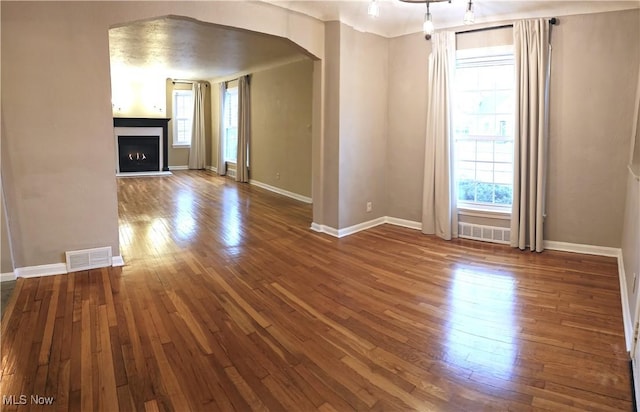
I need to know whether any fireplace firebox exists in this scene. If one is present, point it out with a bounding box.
[118,136,160,173]
[113,118,171,176]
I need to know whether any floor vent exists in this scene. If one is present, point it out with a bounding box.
[65,247,112,273]
[458,222,510,245]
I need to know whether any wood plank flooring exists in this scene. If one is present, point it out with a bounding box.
[0,170,633,411]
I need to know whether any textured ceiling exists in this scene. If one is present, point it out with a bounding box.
[109,16,311,81]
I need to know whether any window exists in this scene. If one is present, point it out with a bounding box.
[223,86,238,163]
[173,90,193,147]
[453,46,515,211]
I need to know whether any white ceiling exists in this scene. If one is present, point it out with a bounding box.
[109,1,640,81]
[265,0,640,38]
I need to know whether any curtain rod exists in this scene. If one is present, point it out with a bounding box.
[456,17,557,35]
[172,79,209,87]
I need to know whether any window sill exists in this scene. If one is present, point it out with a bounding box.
[457,204,511,220]
[172,144,191,149]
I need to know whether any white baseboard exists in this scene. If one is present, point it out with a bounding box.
[616,251,634,352]
[386,217,422,230]
[310,222,322,232]
[10,256,124,279]
[249,180,312,204]
[1,272,16,282]
[112,256,125,267]
[311,217,386,238]
[338,217,387,237]
[14,263,67,278]
[311,216,421,239]
[310,223,339,237]
[172,166,219,172]
[543,240,621,257]
[116,171,172,178]
[312,222,623,259]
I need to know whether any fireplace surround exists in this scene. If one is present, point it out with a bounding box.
[113,117,171,176]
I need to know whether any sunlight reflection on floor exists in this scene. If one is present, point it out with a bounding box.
[221,187,242,249]
[147,218,169,253]
[446,266,518,379]
[175,190,196,239]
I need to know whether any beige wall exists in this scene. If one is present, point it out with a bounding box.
[387,32,430,222]
[165,79,213,168]
[387,9,640,248]
[337,24,389,228]
[319,22,389,229]
[251,59,313,197]
[2,2,120,267]
[165,79,190,167]
[1,1,324,269]
[1,185,13,274]
[311,59,325,227]
[111,76,166,117]
[456,25,512,50]
[321,21,342,229]
[546,9,639,247]
[622,171,640,326]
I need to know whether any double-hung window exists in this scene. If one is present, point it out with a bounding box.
[173,90,193,147]
[453,46,515,212]
[223,85,239,163]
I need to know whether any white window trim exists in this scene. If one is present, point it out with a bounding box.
[172,89,193,148]
[454,45,515,215]
[457,204,511,220]
[222,86,239,163]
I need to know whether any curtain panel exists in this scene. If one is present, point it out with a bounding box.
[188,82,207,170]
[217,82,227,176]
[422,31,458,240]
[511,19,551,252]
[236,75,251,183]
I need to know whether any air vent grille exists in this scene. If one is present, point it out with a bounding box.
[65,247,112,273]
[458,222,510,245]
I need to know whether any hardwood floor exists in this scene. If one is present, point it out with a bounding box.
[1,170,632,411]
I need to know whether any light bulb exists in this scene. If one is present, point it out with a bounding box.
[464,1,474,25]
[368,0,379,18]
[423,12,434,35]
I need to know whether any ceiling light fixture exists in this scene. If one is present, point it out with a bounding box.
[464,0,475,25]
[396,0,469,40]
[423,3,434,38]
[368,0,380,18]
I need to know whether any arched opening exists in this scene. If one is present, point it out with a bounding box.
[108,14,324,259]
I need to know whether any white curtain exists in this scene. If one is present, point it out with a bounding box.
[217,82,227,176]
[422,31,458,240]
[511,19,551,252]
[236,75,251,183]
[188,82,206,170]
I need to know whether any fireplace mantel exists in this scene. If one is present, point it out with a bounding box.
[113,118,171,172]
